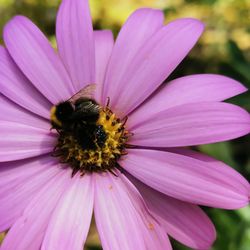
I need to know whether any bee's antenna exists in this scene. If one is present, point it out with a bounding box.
[106,97,110,107]
[122,116,128,126]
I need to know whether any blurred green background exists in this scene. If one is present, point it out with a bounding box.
[0,0,249,249]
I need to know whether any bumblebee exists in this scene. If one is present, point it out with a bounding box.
[50,84,107,150]
[50,98,100,129]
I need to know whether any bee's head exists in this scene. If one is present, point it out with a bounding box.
[50,101,74,128]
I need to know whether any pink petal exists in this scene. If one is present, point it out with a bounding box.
[127,173,216,250]
[0,46,51,119]
[129,102,250,147]
[0,94,50,130]
[94,30,114,103]
[121,149,249,209]
[1,170,70,250]
[0,156,62,232]
[56,0,95,92]
[119,174,172,250]
[94,173,145,249]
[4,16,74,104]
[101,8,164,111]
[42,174,94,250]
[103,17,204,117]
[0,121,56,162]
[168,147,250,194]
[130,74,247,123]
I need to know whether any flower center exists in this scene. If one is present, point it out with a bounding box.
[51,100,129,176]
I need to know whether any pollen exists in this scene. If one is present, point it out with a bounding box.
[52,106,129,176]
[148,223,155,230]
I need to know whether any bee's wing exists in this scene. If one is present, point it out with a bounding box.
[69,84,96,103]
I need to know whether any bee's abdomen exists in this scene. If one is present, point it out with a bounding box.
[74,124,96,150]
[73,124,107,150]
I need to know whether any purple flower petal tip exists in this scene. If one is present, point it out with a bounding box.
[102,14,204,117]
[128,74,248,123]
[4,15,75,104]
[121,149,250,210]
[129,102,250,147]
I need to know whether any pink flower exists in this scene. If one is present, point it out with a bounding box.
[0,0,249,249]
